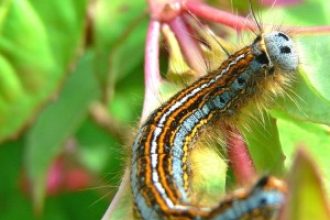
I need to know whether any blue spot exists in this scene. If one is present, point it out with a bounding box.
[231,72,250,91]
[211,96,225,109]
[218,91,231,104]
[201,104,210,115]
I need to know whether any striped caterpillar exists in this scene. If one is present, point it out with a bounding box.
[130,10,299,220]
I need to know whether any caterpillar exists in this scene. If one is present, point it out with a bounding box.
[130,14,299,220]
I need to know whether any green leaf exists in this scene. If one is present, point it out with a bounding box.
[75,118,122,176]
[298,35,330,102]
[0,139,35,220]
[94,0,147,100]
[0,0,87,142]
[25,53,100,212]
[241,113,285,175]
[274,114,330,190]
[282,149,330,220]
[108,61,144,124]
[261,0,330,26]
[29,0,88,67]
[273,73,330,125]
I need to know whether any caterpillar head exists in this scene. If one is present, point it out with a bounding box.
[263,31,299,72]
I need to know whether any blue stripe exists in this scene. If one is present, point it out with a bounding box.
[210,190,284,220]
[131,159,162,220]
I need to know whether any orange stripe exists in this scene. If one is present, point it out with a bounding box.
[145,47,255,212]
[142,154,171,212]
[139,45,256,216]
[157,154,179,203]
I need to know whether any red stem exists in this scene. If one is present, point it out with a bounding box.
[226,126,256,186]
[184,1,256,31]
[185,1,330,35]
[288,25,330,35]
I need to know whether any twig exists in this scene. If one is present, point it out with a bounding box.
[90,102,130,145]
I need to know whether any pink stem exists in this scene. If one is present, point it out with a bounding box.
[142,20,163,121]
[147,0,182,22]
[260,0,303,6]
[169,15,207,75]
[288,25,330,35]
[226,127,256,186]
[102,21,163,220]
[185,1,330,35]
[184,1,256,31]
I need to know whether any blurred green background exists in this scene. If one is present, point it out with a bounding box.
[0,0,147,219]
[0,0,330,219]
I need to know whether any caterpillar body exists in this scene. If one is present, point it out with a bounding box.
[130,30,298,220]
